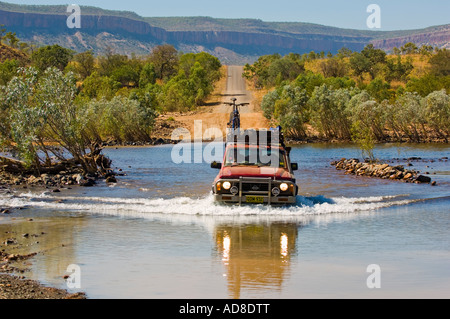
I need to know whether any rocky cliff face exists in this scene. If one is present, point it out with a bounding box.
[1,9,448,64]
[0,10,166,38]
[371,25,450,51]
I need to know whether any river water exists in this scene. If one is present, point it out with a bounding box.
[0,142,449,299]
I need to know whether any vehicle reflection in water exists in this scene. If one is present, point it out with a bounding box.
[214,222,299,299]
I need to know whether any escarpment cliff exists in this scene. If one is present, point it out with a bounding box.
[0,4,448,64]
[370,25,450,52]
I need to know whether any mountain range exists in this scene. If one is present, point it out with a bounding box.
[0,1,449,64]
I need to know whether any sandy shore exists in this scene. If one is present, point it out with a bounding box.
[0,210,87,299]
[1,246,87,299]
[0,274,86,299]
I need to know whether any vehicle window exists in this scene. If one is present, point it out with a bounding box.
[224,147,286,168]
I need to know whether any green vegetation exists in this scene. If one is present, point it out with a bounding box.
[248,44,449,147]
[0,31,222,172]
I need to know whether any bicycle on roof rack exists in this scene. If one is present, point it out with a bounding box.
[225,98,249,130]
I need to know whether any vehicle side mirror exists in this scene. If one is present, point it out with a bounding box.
[291,163,298,171]
[211,161,222,169]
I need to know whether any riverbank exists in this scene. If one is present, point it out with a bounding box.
[0,274,86,299]
[0,149,121,191]
[1,243,86,299]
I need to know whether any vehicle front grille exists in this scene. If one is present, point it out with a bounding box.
[241,183,269,192]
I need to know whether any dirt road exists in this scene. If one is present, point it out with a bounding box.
[168,65,269,140]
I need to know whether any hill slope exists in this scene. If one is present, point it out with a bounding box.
[0,42,29,63]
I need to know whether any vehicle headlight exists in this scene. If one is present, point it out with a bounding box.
[280,183,289,192]
[230,186,239,195]
[223,181,232,190]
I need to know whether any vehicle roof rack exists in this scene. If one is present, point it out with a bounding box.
[226,126,286,148]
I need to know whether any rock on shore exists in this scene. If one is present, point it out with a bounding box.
[331,158,434,184]
[0,170,107,189]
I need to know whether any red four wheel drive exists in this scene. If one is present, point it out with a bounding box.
[211,128,299,205]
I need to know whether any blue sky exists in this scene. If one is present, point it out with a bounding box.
[3,0,449,30]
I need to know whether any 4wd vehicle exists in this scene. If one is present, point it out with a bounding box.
[211,126,299,205]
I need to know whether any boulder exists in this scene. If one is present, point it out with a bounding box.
[105,176,117,184]
[403,173,413,180]
[78,178,95,187]
[415,175,431,183]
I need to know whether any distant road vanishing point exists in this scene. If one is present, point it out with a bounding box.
[174,65,269,140]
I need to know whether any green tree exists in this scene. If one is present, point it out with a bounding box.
[319,57,348,78]
[139,63,157,88]
[2,31,19,48]
[349,52,371,80]
[160,71,194,112]
[261,89,280,120]
[242,54,281,88]
[400,42,418,55]
[422,89,450,141]
[266,54,304,87]
[394,92,426,142]
[72,50,95,80]
[406,74,450,97]
[179,52,221,83]
[324,76,356,90]
[361,44,387,65]
[365,78,393,102]
[0,67,41,166]
[336,47,353,58]
[97,47,128,77]
[347,90,385,141]
[293,71,325,96]
[273,85,309,138]
[80,72,121,100]
[110,64,140,87]
[385,55,413,83]
[86,96,155,143]
[148,44,179,80]
[351,120,376,162]
[350,44,386,80]
[419,45,434,56]
[308,84,352,140]
[429,49,450,76]
[0,59,19,86]
[188,62,212,105]
[308,51,317,60]
[31,44,74,72]
[0,67,101,172]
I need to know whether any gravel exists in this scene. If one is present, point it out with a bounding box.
[0,274,86,299]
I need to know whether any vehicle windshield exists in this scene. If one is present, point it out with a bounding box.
[224,146,286,168]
